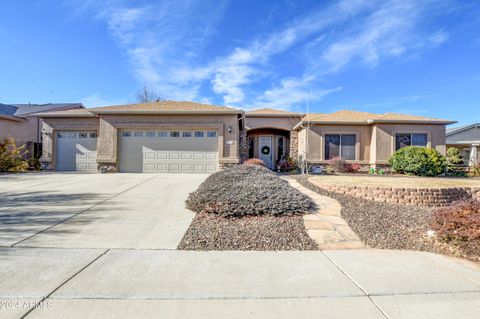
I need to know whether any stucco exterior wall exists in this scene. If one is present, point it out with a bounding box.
[299,125,371,163]
[245,116,300,131]
[373,124,447,164]
[0,116,41,147]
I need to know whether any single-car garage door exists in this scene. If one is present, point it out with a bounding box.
[56,131,98,171]
[119,130,218,173]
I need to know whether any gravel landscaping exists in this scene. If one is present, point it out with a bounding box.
[295,176,480,263]
[179,165,316,251]
[178,212,318,251]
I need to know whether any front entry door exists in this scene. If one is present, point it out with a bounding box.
[259,135,273,169]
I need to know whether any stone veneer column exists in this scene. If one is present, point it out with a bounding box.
[289,130,299,159]
[238,129,248,163]
[470,144,479,166]
[96,117,118,172]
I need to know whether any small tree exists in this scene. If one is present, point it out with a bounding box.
[135,86,163,103]
[446,147,464,168]
[0,137,29,172]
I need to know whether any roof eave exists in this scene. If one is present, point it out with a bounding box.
[446,123,480,136]
[369,119,457,125]
[0,114,24,122]
[33,112,96,118]
[245,113,304,118]
[90,110,243,115]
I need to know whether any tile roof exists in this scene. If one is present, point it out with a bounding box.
[300,110,455,125]
[246,108,303,116]
[89,100,242,114]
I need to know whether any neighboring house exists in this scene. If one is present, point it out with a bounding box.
[0,103,84,158]
[35,101,455,172]
[446,123,480,166]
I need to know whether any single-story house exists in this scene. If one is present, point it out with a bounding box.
[446,123,480,166]
[35,101,455,173]
[0,103,84,157]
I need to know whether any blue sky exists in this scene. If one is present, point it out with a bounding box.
[1,0,479,125]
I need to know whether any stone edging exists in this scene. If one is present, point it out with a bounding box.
[307,179,480,207]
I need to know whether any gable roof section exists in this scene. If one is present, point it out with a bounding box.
[296,110,455,128]
[246,108,304,117]
[89,100,242,115]
[34,108,96,118]
[12,103,84,117]
[446,123,480,136]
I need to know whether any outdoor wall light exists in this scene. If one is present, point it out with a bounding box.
[228,126,232,133]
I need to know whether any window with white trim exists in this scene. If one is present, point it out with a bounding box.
[133,131,143,137]
[78,132,88,139]
[182,131,192,137]
[194,131,204,138]
[207,131,216,138]
[122,131,132,137]
[90,132,97,138]
[67,132,76,138]
[324,134,356,160]
[158,131,168,138]
[395,133,427,150]
[170,131,180,137]
[57,132,65,138]
[146,131,156,138]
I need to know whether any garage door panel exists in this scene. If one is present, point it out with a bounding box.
[56,132,97,172]
[119,130,219,173]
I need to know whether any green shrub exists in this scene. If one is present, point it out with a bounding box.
[0,137,29,172]
[186,164,311,217]
[389,146,446,176]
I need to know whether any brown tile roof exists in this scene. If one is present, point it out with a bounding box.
[246,108,303,117]
[300,110,455,125]
[90,100,242,114]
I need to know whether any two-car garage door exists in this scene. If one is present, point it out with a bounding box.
[119,130,218,173]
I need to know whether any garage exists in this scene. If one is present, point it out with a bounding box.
[119,130,218,173]
[56,131,98,171]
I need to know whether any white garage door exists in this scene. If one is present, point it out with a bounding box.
[56,131,98,172]
[119,130,219,173]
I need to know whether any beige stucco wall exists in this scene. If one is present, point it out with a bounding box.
[373,124,447,164]
[298,125,371,163]
[40,113,240,170]
[0,116,41,147]
[245,116,301,131]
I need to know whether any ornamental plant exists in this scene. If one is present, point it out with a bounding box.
[389,146,446,176]
[243,158,265,166]
[0,137,29,172]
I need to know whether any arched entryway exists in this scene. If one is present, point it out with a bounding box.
[247,128,291,169]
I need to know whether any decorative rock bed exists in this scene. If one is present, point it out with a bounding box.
[310,179,480,207]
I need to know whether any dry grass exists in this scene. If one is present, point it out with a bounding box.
[309,175,480,188]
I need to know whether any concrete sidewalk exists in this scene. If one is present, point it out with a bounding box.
[1,248,479,319]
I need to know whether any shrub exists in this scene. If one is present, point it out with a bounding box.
[430,199,480,242]
[186,164,311,217]
[389,146,446,176]
[349,163,361,173]
[277,157,297,172]
[0,137,29,172]
[328,157,350,173]
[243,158,265,166]
[469,164,480,177]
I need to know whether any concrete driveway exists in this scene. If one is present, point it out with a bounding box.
[0,173,479,319]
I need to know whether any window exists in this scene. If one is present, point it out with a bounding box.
[57,132,64,138]
[122,131,132,137]
[170,131,180,137]
[395,133,428,150]
[194,131,204,138]
[248,137,255,158]
[67,132,76,138]
[325,134,356,160]
[134,131,143,137]
[146,131,156,138]
[79,132,88,138]
[207,131,216,138]
[158,131,168,138]
[90,132,97,138]
[182,131,192,138]
[278,137,285,160]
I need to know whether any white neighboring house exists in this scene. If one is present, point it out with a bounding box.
[446,123,480,166]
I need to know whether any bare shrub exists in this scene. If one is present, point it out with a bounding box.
[243,158,265,166]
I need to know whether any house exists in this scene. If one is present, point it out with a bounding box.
[35,101,455,172]
[0,103,84,158]
[446,123,480,166]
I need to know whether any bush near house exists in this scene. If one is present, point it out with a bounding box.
[277,156,297,172]
[186,164,311,217]
[389,146,446,177]
[327,157,361,173]
[0,137,29,172]
[243,158,265,166]
[430,199,480,243]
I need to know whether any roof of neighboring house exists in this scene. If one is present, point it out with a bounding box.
[446,123,480,135]
[34,108,96,118]
[246,108,304,117]
[1,103,85,120]
[88,100,242,115]
[295,110,455,128]
[0,103,19,119]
